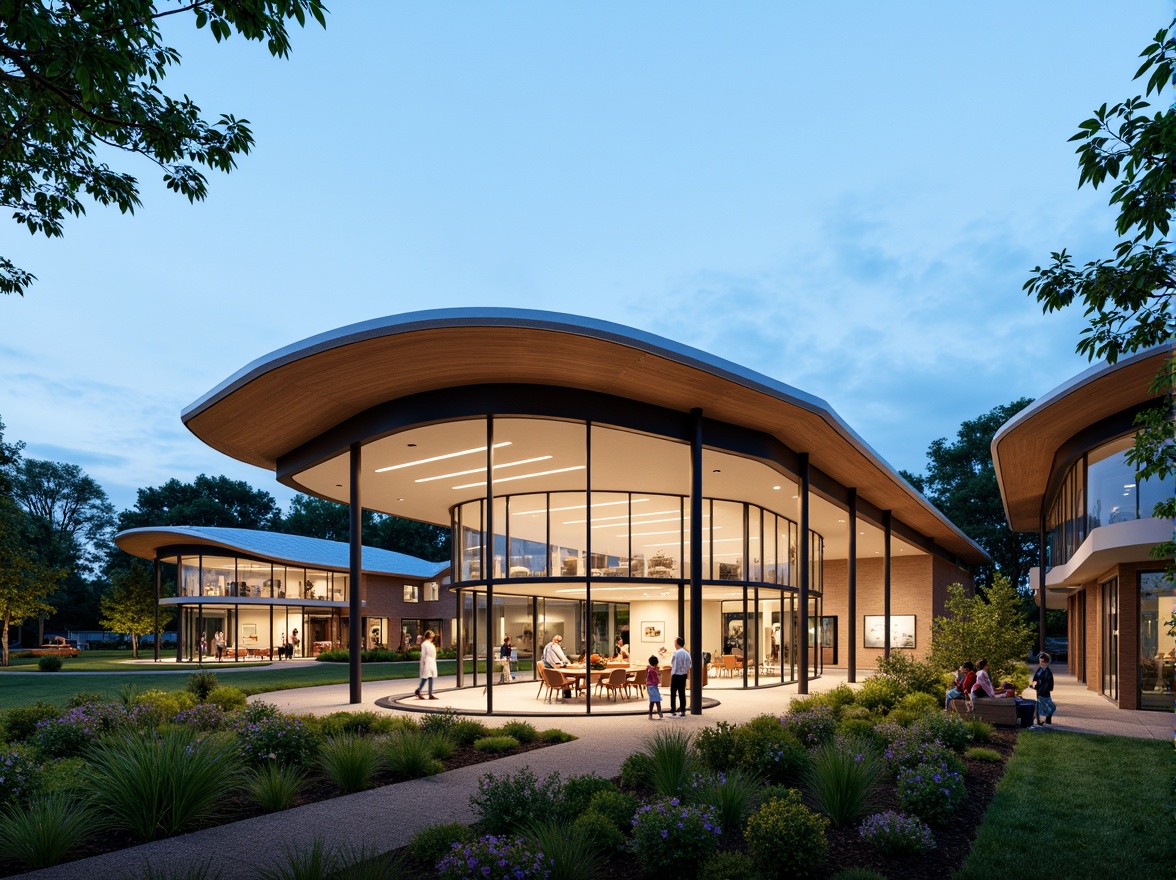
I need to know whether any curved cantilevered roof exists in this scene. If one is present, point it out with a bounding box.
[115,526,450,579]
[992,343,1173,533]
[181,308,987,564]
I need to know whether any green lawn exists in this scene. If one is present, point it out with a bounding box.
[1,650,225,672]
[0,657,532,709]
[958,731,1172,880]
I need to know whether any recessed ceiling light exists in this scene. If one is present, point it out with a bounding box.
[374,442,511,473]
[838,519,846,523]
[773,485,781,490]
[398,497,405,502]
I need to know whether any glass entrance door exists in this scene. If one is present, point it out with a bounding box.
[1102,577,1118,702]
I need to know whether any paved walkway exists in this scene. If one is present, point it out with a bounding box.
[15,665,1171,880]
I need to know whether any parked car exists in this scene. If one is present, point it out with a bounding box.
[1029,636,1067,662]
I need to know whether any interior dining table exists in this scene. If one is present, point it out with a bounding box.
[553,664,645,698]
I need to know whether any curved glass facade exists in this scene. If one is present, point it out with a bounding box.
[1045,432,1174,568]
[164,552,348,661]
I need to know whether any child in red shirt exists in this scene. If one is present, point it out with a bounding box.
[646,656,664,719]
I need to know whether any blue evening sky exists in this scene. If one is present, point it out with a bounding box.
[1,2,1170,513]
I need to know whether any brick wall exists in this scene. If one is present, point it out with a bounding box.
[822,554,974,672]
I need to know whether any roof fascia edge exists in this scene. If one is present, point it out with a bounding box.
[182,308,984,562]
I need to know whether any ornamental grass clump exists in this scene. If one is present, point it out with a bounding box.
[187,670,219,702]
[858,810,937,855]
[685,769,763,836]
[641,726,696,796]
[235,706,318,768]
[499,720,538,743]
[436,835,550,880]
[473,735,518,753]
[781,704,837,747]
[744,789,828,880]
[82,728,244,841]
[631,798,722,877]
[0,793,94,869]
[248,762,306,812]
[319,732,382,793]
[803,738,882,827]
[528,819,605,880]
[470,767,562,836]
[896,760,966,825]
[382,728,446,779]
[0,745,41,802]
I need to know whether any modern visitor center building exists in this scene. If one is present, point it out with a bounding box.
[993,343,1174,712]
[175,309,985,714]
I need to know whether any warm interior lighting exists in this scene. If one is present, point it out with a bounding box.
[512,498,649,516]
[414,455,552,483]
[374,442,512,473]
[452,465,586,490]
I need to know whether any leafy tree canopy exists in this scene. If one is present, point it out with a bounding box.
[928,574,1035,680]
[280,493,451,563]
[7,456,114,576]
[99,562,170,658]
[1025,22,1175,574]
[0,496,65,665]
[0,414,24,496]
[901,398,1036,589]
[117,473,281,532]
[0,0,327,296]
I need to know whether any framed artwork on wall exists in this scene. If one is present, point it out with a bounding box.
[641,621,664,642]
[863,614,916,649]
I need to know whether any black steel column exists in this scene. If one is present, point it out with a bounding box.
[349,441,363,704]
[883,509,892,660]
[485,418,496,715]
[153,557,161,663]
[585,421,592,715]
[455,590,463,688]
[1038,522,1047,657]
[689,408,703,714]
[847,489,857,683]
[798,453,810,695]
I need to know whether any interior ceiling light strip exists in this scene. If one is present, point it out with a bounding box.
[414,456,552,483]
[563,508,681,526]
[452,465,586,490]
[511,498,649,516]
[374,442,512,473]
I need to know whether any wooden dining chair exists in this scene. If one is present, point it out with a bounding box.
[601,667,629,701]
[536,661,553,700]
[626,669,645,699]
[722,654,738,677]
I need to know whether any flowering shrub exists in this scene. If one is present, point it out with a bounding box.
[882,734,964,780]
[912,711,974,753]
[33,702,128,758]
[172,703,228,731]
[469,768,561,835]
[0,745,40,802]
[896,760,966,825]
[781,704,837,747]
[630,798,721,875]
[859,810,937,855]
[235,709,318,767]
[436,834,550,880]
[130,689,197,728]
[732,720,808,785]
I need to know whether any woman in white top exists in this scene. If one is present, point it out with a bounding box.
[416,630,439,699]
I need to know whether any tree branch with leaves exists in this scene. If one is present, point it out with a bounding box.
[0,0,327,296]
[1025,21,1176,579]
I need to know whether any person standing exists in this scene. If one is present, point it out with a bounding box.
[1029,652,1056,725]
[199,632,208,659]
[669,637,691,717]
[214,631,225,662]
[290,628,300,659]
[416,630,439,699]
[542,634,570,668]
[645,655,664,719]
[500,634,515,682]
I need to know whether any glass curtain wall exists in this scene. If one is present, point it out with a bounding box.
[1139,572,1173,711]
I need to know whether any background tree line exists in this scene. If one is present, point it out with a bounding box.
[0,415,448,661]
